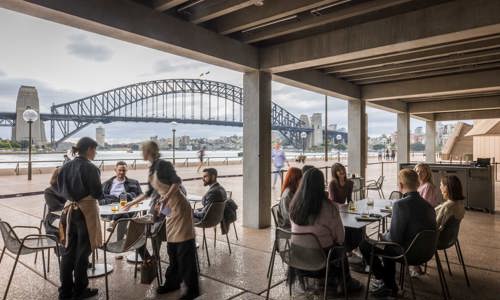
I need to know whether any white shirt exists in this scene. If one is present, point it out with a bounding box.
[110,178,126,197]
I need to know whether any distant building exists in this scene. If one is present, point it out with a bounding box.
[179,135,190,146]
[466,119,500,163]
[12,86,47,146]
[310,113,323,147]
[440,122,473,160]
[96,126,105,146]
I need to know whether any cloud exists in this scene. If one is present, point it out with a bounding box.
[152,59,207,74]
[66,34,113,62]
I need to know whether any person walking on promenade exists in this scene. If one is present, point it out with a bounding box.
[196,146,206,173]
[57,137,103,300]
[272,143,289,189]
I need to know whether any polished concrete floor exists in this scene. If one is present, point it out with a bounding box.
[0,158,498,299]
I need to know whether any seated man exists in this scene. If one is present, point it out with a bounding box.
[359,169,436,298]
[193,168,226,223]
[100,161,142,205]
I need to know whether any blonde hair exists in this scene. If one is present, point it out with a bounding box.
[142,141,161,160]
[399,169,419,190]
[415,163,434,186]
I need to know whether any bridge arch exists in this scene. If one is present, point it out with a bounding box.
[48,79,310,147]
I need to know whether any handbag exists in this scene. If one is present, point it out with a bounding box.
[140,257,158,284]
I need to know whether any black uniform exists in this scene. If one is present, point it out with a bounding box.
[57,156,103,300]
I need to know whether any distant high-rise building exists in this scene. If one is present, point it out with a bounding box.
[96,126,105,146]
[12,86,47,146]
[310,113,323,147]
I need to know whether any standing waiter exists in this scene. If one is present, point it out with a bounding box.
[57,137,103,300]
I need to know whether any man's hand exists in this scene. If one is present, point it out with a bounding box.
[122,202,133,211]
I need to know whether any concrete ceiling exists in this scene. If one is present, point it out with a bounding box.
[2,0,500,120]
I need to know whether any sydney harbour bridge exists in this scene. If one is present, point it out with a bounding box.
[0,79,347,148]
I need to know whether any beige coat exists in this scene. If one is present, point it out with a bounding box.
[435,199,465,230]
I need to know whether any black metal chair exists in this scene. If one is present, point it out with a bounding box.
[433,217,470,300]
[101,217,148,300]
[194,201,229,266]
[364,230,438,300]
[266,228,348,300]
[0,219,60,300]
[365,176,385,199]
[266,204,288,278]
[226,191,239,241]
[388,191,403,200]
[351,177,364,201]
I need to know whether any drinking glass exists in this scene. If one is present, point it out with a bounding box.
[119,193,127,208]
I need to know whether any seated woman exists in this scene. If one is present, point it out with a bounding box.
[43,167,66,237]
[278,167,302,227]
[415,163,440,207]
[436,175,466,230]
[289,167,362,294]
[328,163,362,253]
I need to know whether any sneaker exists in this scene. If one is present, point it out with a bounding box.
[409,265,426,277]
[371,284,398,298]
[156,283,181,294]
[73,288,98,299]
[369,278,384,292]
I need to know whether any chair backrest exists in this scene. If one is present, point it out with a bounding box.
[351,177,363,191]
[0,220,22,254]
[376,176,385,187]
[389,191,403,200]
[275,228,327,272]
[226,191,233,200]
[105,218,147,253]
[198,201,226,228]
[404,229,438,265]
[437,217,461,250]
[271,204,282,227]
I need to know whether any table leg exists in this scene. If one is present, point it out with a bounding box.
[88,249,114,278]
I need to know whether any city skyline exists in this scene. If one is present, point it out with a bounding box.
[0,7,429,144]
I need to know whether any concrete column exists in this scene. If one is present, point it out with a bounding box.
[348,100,367,178]
[425,120,436,163]
[243,71,272,229]
[397,112,410,165]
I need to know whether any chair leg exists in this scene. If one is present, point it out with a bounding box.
[203,228,211,266]
[104,249,109,300]
[41,249,47,279]
[0,246,5,265]
[47,248,50,273]
[134,250,139,279]
[324,261,330,300]
[265,250,275,300]
[195,249,201,274]
[3,249,21,300]
[341,254,348,300]
[225,233,232,254]
[443,249,452,276]
[364,248,376,300]
[380,188,385,199]
[56,246,61,269]
[405,263,416,300]
[456,240,471,287]
[267,243,277,278]
[213,227,217,248]
[233,222,239,241]
[435,252,450,300]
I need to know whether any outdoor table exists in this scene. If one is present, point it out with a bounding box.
[338,198,394,234]
[99,200,151,264]
[187,194,203,209]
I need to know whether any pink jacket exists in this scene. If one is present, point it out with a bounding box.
[418,182,440,207]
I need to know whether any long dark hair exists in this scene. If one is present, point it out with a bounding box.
[71,137,98,157]
[441,175,464,201]
[289,168,327,226]
[331,162,346,185]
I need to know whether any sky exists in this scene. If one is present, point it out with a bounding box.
[0,8,425,144]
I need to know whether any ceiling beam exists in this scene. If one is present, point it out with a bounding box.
[273,69,360,101]
[408,96,500,114]
[260,0,500,72]
[242,0,413,44]
[420,109,500,121]
[189,0,256,24]
[214,0,341,35]
[331,48,500,77]
[362,69,500,101]
[153,0,189,12]
[367,100,407,114]
[0,0,258,72]
[321,36,500,73]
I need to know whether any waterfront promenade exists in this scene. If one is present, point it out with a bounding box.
[0,156,499,299]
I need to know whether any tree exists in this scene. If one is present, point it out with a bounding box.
[410,142,425,152]
[372,144,386,151]
[333,143,347,151]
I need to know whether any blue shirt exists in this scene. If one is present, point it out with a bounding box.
[272,149,286,168]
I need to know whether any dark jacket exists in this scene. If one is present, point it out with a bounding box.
[193,182,227,220]
[57,156,103,201]
[383,191,437,249]
[100,176,143,205]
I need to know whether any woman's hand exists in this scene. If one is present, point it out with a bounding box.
[122,201,134,211]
